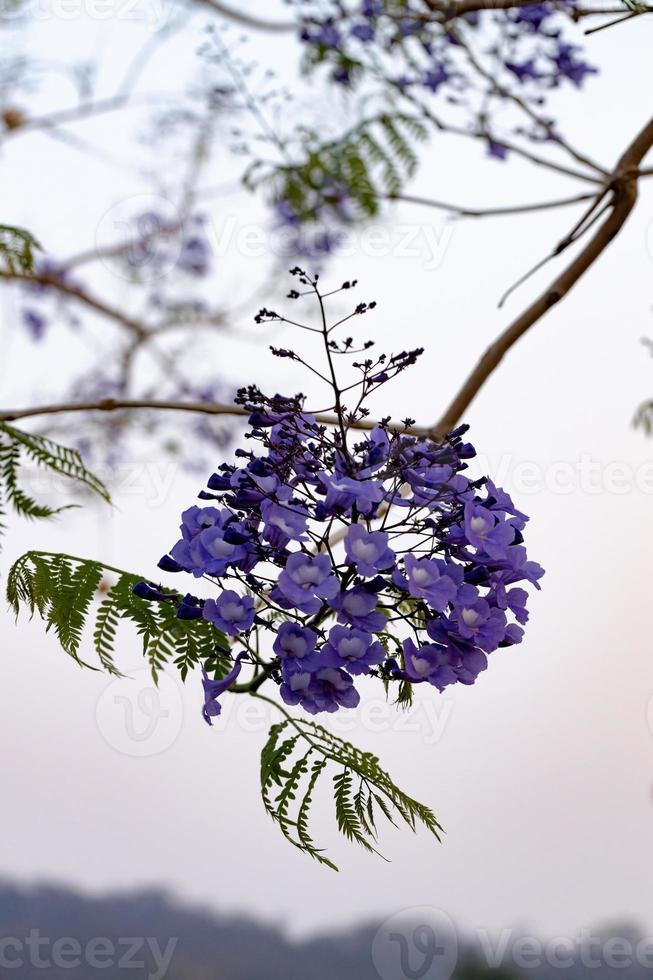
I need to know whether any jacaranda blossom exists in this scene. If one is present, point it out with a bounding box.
[139,271,544,723]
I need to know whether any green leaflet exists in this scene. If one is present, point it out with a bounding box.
[244,112,428,222]
[7,551,230,680]
[0,422,110,544]
[0,224,41,274]
[7,547,442,868]
[259,710,443,871]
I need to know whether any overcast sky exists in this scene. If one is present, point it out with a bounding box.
[1,0,653,944]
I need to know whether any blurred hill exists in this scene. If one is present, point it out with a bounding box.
[0,882,648,980]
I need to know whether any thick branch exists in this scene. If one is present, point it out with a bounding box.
[191,0,295,30]
[0,270,148,339]
[0,398,378,431]
[431,115,653,437]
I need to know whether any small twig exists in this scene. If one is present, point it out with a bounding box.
[388,191,597,219]
[584,8,643,32]
[431,114,653,436]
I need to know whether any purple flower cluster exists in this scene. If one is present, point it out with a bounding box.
[296,1,596,153]
[156,407,541,719]
[298,0,595,95]
[141,272,543,723]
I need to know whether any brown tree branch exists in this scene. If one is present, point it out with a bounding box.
[0,270,149,339]
[0,398,379,431]
[388,190,597,218]
[191,0,295,31]
[431,114,653,437]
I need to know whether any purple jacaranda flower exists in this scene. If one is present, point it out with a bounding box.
[344,524,395,577]
[274,199,300,227]
[332,67,351,85]
[203,590,255,636]
[177,594,204,619]
[330,584,386,632]
[490,582,529,625]
[314,20,341,48]
[552,43,597,87]
[281,667,360,714]
[399,17,421,36]
[402,457,470,509]
[202,655,246,725]
[273,621,321,671]
[503,623,525,645]
[351,21,375,41]
[362,0,382,14]
[356,426,391,476]
[157,554,184,573]
[317,473,384,517]
[402,638,458,691]
[272,552,340,615]
[169,507,248,577]
[177,234,211,276]
[321,625,384,675]
[22,309,47,341]
[453,647,487,685]
[394,75,414,92]
[280,670,319,713]
[463,502,516,559]
[490,544,545,590]
[311,667,360,711]
[484,480,529,529]
[399,555,462,611]
[423,65,450,92]
[132,582,177,602]
[514,3,553,30]
[425,620,489,684]
[487,140,509,161]
[228,462,281,506]
[260,498,309,548]
[506,59,541,83]
[452,585,507,652]
[178,505,223,538]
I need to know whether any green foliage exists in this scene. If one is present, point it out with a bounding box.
[0,224,41,274]
[260,712,442,870]
[7,551,230,679]
[0,422,110,543]
[8,549,441,868]
[633,339,653,434]
[245,112,428,223]
[634,400,653,434]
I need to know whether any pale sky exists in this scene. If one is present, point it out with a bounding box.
[1,0,653,943]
